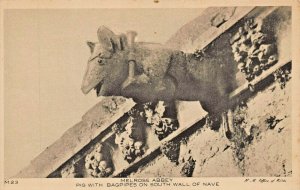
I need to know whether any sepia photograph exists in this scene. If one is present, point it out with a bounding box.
[1,1,300,190]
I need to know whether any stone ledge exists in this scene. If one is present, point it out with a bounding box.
[166,7,255,52]
[14,96,135,178]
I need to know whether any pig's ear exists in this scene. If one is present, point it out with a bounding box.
[97,26,115,51]
[86,41,95,53]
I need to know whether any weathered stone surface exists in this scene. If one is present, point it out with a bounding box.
[166,7,254,53]
[129,77,291,177]
[82,96,129,125]
[211,7,237,27]
[242,82,292,176]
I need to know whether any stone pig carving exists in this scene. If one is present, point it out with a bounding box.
[81,26,234,137]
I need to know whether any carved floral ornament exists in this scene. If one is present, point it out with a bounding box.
[230,18,278,82]
[84,143,114,177]
[59,101,179,178]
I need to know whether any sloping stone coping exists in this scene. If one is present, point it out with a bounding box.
[15,97,136,178]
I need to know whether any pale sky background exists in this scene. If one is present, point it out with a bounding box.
[4,9,204,178]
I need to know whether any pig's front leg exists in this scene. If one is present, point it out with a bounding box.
[221,109,234,139]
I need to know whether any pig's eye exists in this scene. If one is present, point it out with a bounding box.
[98,58,105,65]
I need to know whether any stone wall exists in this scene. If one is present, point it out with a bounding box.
[130,76,292,177]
